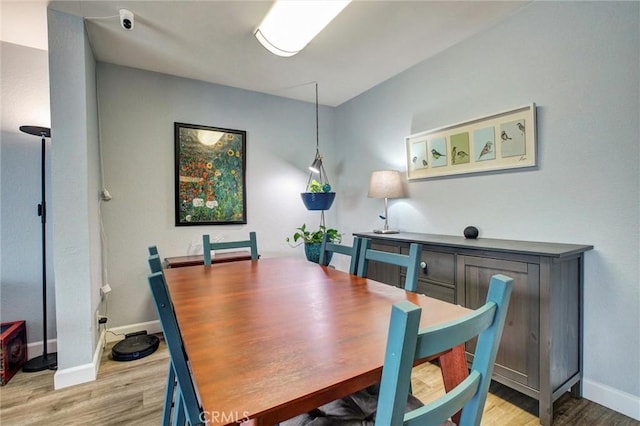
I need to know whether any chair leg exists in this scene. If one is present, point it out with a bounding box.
[162,365,176,426]
[438,344,468,425]
[173,387,186,425]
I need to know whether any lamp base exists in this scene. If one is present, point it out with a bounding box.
[22,352,57,372]
[374,229,400,234]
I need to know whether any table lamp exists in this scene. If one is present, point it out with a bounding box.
[368,170,405,234]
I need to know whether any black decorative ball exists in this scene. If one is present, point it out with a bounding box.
[463,226,479,239]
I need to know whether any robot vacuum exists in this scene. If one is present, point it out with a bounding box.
[111,331,159,361]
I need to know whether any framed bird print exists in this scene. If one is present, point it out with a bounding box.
[174,122,247,226]
[405,103,536,180]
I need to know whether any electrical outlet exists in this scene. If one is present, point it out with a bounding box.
[95,308,108,326]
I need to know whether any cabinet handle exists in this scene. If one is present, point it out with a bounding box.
[420,261,428,274]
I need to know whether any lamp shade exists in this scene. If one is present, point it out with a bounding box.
[368,170,405,199]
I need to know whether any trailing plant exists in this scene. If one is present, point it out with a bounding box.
[286,224,341,247]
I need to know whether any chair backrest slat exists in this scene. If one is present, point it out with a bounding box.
[147,271,203,425]
[375,274,514,426]
[405,371,481,426]
[148,254,163,274]
[414,303,496,358]
[203,232,259,265]
[319,235,362,274]
[357,239,422,292]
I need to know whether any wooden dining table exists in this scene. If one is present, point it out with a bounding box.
[162,257,472,426]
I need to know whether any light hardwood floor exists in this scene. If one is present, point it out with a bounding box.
[1,337,636,425]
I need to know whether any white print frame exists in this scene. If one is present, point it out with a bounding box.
[406,103,536,180]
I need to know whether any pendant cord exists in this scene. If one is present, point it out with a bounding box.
[315,82,319,151]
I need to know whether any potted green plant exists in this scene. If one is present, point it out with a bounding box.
[286,223,341,264]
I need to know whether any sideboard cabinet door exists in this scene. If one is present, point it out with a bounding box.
[364,242,402,287]
[458,255,541,393]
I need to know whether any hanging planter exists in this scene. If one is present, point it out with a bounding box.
[301,83,336,212]
[301,169,335,211]
[301,191,335,211]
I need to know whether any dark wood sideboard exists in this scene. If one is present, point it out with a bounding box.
[164,251,252,268]
[354,231,593,426]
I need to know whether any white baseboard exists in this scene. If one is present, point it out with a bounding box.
[583,378,640,420]
[26,338,57,360]
[104,320,161,343]
[53,329,105,390]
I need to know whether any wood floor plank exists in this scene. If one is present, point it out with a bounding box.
[0,337,636,425]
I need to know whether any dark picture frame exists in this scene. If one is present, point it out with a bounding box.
[174,122,247,226]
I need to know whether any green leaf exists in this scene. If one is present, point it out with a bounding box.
[286,223,342,246]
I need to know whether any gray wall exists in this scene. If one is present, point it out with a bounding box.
[48,9,102,370]
[0,42,55,347]
[96,63,337,327]
[334,0,639,406]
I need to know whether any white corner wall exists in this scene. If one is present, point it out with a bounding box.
[334,1,639,419]
[48,8,102,388]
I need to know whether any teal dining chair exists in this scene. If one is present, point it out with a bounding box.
[280,274,514,426]
[148,254,163,274]
[357,239,422,292]
[146,252,178,426]
[147,269,204,426]
[148,246,163,272]
[319,235,362,275]
[203,232,259,265]
[375,274,514,426]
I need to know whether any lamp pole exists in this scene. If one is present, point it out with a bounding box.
[19,125,57,372]
[382,197,390,232]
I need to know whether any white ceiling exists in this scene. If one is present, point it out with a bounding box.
[2,1,528,106]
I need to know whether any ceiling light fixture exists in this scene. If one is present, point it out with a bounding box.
[255,0,351,57]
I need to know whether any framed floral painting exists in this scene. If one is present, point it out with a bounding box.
[174,122,247,225]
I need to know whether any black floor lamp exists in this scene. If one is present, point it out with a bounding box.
[19,125,57,372]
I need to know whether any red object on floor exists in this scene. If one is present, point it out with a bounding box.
[1,320,28,385]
